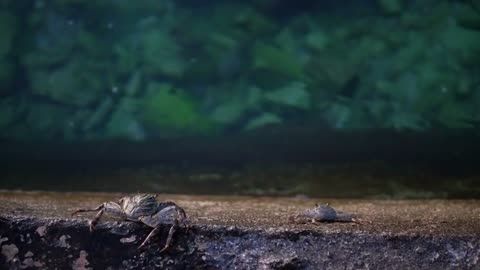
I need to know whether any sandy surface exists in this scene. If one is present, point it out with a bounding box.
[1,190,479,236]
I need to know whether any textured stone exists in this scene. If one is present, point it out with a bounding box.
[0,191,479,269]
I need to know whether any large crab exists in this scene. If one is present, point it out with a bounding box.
[289,203,360,224]
[72,194,189,252]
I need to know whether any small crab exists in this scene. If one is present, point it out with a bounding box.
[289,203,360,224]
[72,194,189,252]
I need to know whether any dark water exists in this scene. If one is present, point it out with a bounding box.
[2,161,479,199]
[1,130,479,198]
[0,0,479,196]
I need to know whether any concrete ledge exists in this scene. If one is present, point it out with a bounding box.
[1,191,479,269]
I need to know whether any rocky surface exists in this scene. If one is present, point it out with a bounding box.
[0,191,479,269]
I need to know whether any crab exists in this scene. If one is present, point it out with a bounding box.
[72,194,189,252]
[289,203,360,224]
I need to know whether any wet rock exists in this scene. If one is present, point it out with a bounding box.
[1,243,18,262]
[72,250,90,270]
[56,235,71,248]
[120,235,137,244]
[259,256,304,270]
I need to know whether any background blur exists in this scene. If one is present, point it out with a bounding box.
[0,0,479,197]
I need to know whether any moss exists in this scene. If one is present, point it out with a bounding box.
[323,100,370,129]
[204,32,240,63]
[252,42,304,79]
[210,86,262,125]
[141,83,214,136]
[52,0,112,10]
[305,30,329,52]
[105,109,145,141]
[376,0,404,15]
[141,30,186,79]
[22,46,73,69]
[244,112,282,131]
[454,3,480,31]
[76,30,108,57]
[28,57,108,107]
[436,102,475,129]
[0,10,16,58]
[229,5,276,36]
[113,44,140,75]
[0,59,14,94]
[441,22,480,66]
[0,10,17,94]
[0,97,25,130]
[4,0,480,138]
[210,99,248,125]
[263,81,311,110]
[24,103,72,140]
[211,4,275,38]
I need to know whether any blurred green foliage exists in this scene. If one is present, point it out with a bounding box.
[142,83,214,137]
[0,0,479,141]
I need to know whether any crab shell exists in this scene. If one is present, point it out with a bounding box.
[103,194,181,227]
[120,194,159,218]
[139,205,181,227]
[290,204,354,223]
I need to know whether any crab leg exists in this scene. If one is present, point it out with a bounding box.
[138,212,181,252]
[176,208,190,232]
[89,208,105,231]
[71,204,104,215]
[72,204,105,231]
[159,219,178,253]
[138,226,161,250]
[336,212,362,224]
